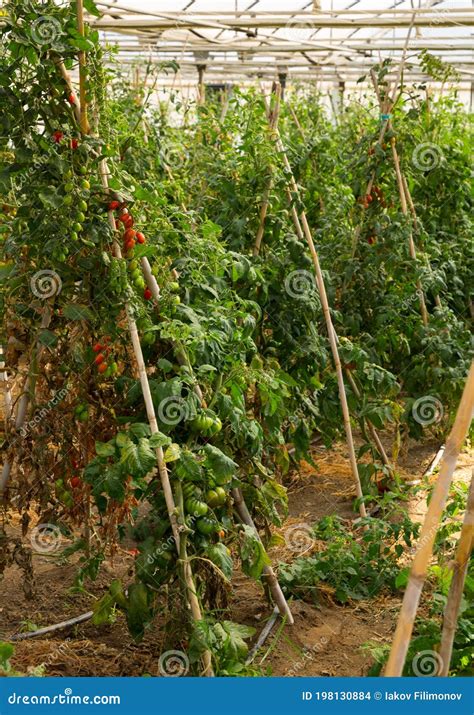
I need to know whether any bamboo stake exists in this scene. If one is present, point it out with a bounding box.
[438,474,474,675]
[232,488,294,625]
[401,174,442,310]
[369,70,429,327]
[384,361,474,676]
[253,90,281,257]
[262,88,366,519]
[76,0,90,135]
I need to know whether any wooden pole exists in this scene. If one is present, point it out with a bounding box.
[76,0,90,135]
[261,87,367,519]
[232,488,294,624]
[384,361,474,676]
[438,474,474,675]
[253,88,281,257]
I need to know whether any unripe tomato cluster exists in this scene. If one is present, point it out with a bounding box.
[92,337,119,377]
[190,410,223,437]
[63,167,90,244]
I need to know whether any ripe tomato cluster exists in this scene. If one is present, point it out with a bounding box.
[107,201,151,301]
[92,337,119,377]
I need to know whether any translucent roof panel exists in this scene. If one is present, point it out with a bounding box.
[90,1,474,83]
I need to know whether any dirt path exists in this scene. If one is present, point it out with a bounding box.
[1,438,471,676]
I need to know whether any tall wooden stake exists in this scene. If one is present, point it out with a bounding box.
[438,474,474,675]
[384,361,474,676]
[262,87,367,519]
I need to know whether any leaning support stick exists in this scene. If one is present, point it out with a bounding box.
[384,361,474,676]
[232,487,294,625]
[262,86,366,519]
[438,474,474,675]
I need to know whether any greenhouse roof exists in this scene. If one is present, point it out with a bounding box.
[88,0,474,83]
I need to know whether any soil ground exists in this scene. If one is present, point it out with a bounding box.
[0,436,472,677]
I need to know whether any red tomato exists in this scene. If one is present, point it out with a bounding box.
[144,288,153,301]
[52,131,64,143]
[122,215,134,228]
[94,353,105,365]
[108,200,120,211]
[136,232,146,244]
[68,93,75,104]
[70,138,79,150]
[125,239,136,251]
[124,228,136,241]
[98,362,108,374]
[70,476,82,489]
[93,343,103,353]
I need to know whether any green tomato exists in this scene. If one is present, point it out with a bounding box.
[131,268,141,282]
[64,169,73,180]
[214,472,231,487]
[134,277,146,290]
[111,362,119,374]
[70,231,79,241]
[64,182,74,193]
[79,166,88,175]
[80,179,90,190]
[169,282,180,293]
[78,200,88,212]
[63,195,73,206]
[171,295,181,306]
[63,492,74,508]
[214,486,227,505]
[207,417,222,436]
[185,498,208,517]
[129,259,139,271]
[206,489,220,507]
[73,222,82,233]
[76,211,86,223]
[196,517,217,535]
[142,332,155,346]
[55,478,64,490]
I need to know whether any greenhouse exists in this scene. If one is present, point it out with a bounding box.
[0,0,472,689]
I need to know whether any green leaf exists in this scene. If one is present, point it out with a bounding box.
[164,443,181,462]
[239,524,270,579]
[0,642,14,669]
[207,543,233,580]
[175,449,202,482]
[129,423,151,439]
[395,568,409,589]
[92,593,116,626]
[38,329,58,348]
[83,0,101,16]
[62,304,94,321]
[103,464,126,501]
[120,437,156,478]
[202,444,238,480]
[126,583,152,641]
[148,431,171,449]
[95,440,116,458]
